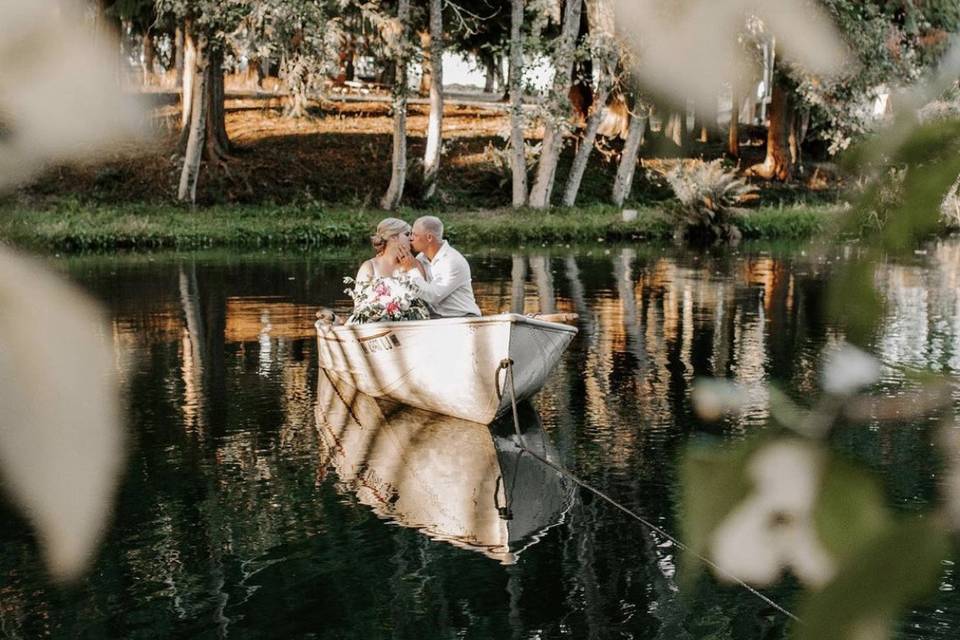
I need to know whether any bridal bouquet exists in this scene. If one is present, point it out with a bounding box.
[343,275,430,324]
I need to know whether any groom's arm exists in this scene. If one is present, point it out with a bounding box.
[406,257,468,305]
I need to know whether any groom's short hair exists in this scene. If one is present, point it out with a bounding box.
[416,216,444,240]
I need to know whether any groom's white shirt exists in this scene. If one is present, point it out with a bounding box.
[408,241,481,317]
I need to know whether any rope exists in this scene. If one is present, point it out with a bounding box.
[498,358,801,624]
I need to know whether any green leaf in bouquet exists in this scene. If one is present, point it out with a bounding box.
[813,458,890,568]
[796,517,950,640]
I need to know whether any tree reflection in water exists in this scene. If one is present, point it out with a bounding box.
[0,243,958,638]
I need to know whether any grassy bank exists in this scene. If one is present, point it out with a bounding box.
[0,200,838,251]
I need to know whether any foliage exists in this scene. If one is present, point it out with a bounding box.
[343,274,430,323]
[246,0,344,117]
[797,0,960,155]
[680,107,960,639]
[484,134,540,190]
[663,160,758,243]
[0,201,840,251]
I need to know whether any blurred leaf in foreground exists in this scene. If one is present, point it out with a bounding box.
[0,247,124,581]
[0,0,146,190]
[797,517,950,640]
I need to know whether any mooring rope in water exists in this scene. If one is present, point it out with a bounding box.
[498,358,801,624]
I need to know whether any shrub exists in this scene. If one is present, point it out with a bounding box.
[663,159,758,243]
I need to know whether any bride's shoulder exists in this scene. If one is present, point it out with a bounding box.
[356,259,376,279]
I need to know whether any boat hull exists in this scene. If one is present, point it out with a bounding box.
[315,314,577,423]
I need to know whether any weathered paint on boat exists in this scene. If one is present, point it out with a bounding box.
[315,314,577,423]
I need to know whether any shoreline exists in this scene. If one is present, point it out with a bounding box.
[0,201,837,252]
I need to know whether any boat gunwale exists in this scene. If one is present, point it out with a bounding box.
[315,313,578,339]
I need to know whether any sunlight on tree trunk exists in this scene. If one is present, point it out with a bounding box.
[142,31,154,86]
[749,77,795,181]
[178,44,208,204]
[180,20,196,135]
[529,0,584,209]
[422,0,444,201]
[381,0,411,211]
[174,24,184,88]
[418,31,431,96]
[612,110,646,207]
[509,0,528,208]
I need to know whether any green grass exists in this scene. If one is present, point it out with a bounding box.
[0,198,839,252]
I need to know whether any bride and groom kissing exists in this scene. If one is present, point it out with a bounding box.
[347,215,480,323]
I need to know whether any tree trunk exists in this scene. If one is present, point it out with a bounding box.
[727,83,740,159]
[142,32,155,85]
[381,0,411,211]
[484,57,497,93]
[204,49,232,160]
[174,26,184,87]
[418,31,432,96]
[178,41,208,203]
[508,0,527,208]
[694,96,717,143]
[749,77,795,181]
[611,109,646,207]
[665,109,686,149]
[180,20,197,136]
[562,54,615,207]
[528,0,584,209]
[422,0,444,201]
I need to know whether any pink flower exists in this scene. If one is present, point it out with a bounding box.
[375,282,389,297]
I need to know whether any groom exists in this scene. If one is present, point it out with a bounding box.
[398,216,481,318]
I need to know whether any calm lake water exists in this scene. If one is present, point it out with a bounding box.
[1,240,959,639]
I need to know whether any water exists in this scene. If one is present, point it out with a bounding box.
[1,241,959,639]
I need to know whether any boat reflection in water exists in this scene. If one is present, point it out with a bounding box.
[315,371,575,564]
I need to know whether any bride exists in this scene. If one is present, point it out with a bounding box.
[344,218,430,324]
[355,218,426,282]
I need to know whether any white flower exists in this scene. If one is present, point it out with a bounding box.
[822,344,883,396]
[709,440,835,588]
[613,0,848,108]
[0,247,124,581]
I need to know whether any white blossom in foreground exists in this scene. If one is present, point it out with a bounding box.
[613,0,848,107]
[0,247,124,581]
[709,440,835,588]
[0,0,145,189]
[822,343,883,396]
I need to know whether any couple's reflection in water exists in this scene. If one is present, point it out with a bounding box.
[315,371,575,564]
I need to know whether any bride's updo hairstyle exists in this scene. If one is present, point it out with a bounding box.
[370,217,410,255]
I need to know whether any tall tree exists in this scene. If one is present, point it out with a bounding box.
[381,0,413,210]
[528,0,584,209]
[250,0,342,119]
[421,0,444,201]
[562,53,617,206]
[508,0,528,207]
[158,0,249,202]
[611,101,647,207]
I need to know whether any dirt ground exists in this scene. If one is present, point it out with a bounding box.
[17,95,830,208]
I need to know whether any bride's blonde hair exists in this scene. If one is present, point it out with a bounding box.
[370,217,410,255]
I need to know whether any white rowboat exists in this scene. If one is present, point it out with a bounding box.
[315,313,578,423]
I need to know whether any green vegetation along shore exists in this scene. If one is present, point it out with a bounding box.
[0,201,836,252]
